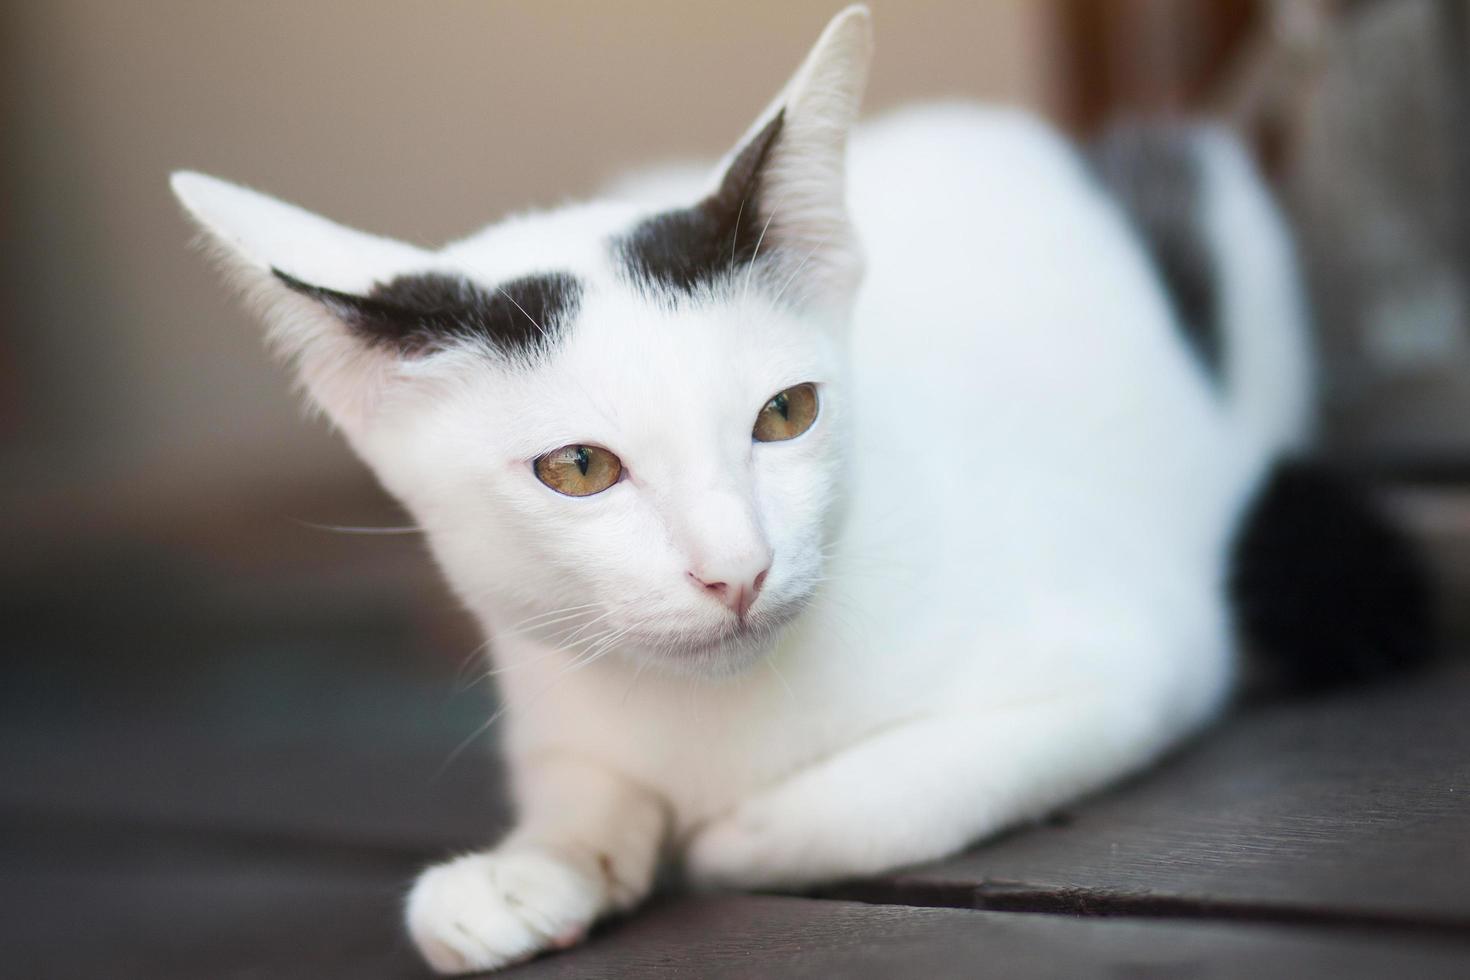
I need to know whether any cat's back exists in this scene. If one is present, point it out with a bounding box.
[844,102,1189,387]
[844,102,1230,466]
[847,103,1100,257]
[842,101,1306,495]
[849,102,1084,219]
[836,104,1255,627]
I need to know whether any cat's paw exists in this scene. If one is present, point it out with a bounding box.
[405,849,601,975]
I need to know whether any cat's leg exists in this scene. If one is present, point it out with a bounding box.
[684,682,1211,889]
[406,751,667,974]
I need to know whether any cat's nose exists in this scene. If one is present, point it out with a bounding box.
[688,563,771,619]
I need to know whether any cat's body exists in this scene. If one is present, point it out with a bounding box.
[494,103,1310,845]
[172,8,1421,974]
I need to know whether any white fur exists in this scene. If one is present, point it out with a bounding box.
[172,6,1311,973]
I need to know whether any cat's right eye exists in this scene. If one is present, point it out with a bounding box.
[534,444,622,497]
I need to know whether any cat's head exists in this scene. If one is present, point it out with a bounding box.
[172,7,873,675]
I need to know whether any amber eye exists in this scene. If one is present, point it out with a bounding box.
[534,444,622,497]
[753,383,819,442]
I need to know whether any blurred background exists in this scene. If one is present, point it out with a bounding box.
[2,2,1468,973]
[6,2,1470,559]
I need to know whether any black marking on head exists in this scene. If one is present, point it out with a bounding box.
[273,268,581,357]
[1230,460,1436,696]
[1089,123,1222,379]
[616,109,786,296]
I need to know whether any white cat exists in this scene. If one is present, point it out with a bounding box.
[171,6,1424,974]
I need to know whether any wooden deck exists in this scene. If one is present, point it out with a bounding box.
[4,502,1469,978]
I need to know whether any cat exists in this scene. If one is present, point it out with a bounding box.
[171,6,1429,974]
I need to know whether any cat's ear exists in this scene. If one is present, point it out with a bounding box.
[619,5,873,313]
[725,4,873,309]
[170,171,434,433]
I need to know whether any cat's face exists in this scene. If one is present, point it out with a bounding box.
[387,252,848,673]
[173,9,872,674]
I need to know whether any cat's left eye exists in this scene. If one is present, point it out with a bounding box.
[753,383,819,442]
[534,445,622,497]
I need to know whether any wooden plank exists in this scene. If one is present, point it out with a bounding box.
[5,842,1468,980]
[3,864,426,980]
[508,895,1470,980]
[0,726,504,856]
[7,803,1465,979]
[7,530,1470,965]
[0,573,507,854]
[8,587,1470,927]
[0,810,415,979]
[829,663,1470,927]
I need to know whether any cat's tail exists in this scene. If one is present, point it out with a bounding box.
[1229,459,1436,694]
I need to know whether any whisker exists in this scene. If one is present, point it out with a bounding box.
[455,643,560,689]
[436,701,512,778]
[293,520,423,535]
[503,602,603,633]
[452,636,497,690]
[500,607,605,640]
[741,201,782,305]
[620,658,652,706]
[438,616,651,775]
[766,658,796,702]
[729,198,745,268]
[496,284,551,342]
[557,626,622,661]
[554,607,623,648]
[458,620,622,690]
[569,633,634,675]
[453,603,613,691]
[767,233,831,308]
[563,621,640,673]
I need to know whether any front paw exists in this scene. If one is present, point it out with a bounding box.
[405,849,601,974]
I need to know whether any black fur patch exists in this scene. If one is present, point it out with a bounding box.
[1230,460,1435,694]
[616,110,786,295]
[273,268,581,357]
[1090,124,1222,378]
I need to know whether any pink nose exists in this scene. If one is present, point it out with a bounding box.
[688,565,770,619]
